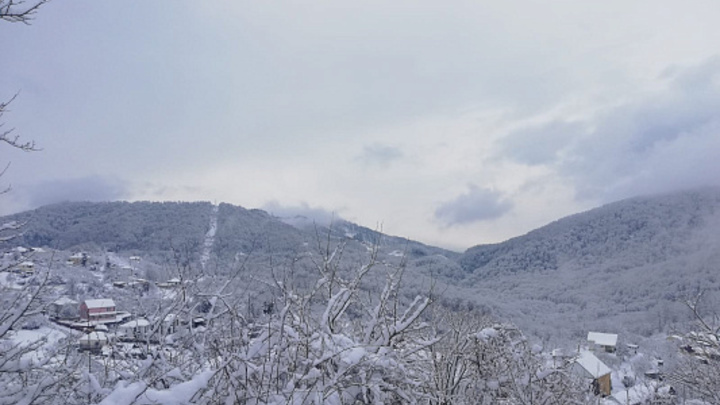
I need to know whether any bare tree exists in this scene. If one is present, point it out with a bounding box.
[0,4,75,404]
[421,308,588,405]
[1,0,47,191]
[0,270,79,405]
[669,291,720,403]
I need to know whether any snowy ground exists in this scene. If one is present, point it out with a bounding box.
[8,326,67,347]
[4,325,75,364]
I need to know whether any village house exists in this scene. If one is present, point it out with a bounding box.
[550,348,573,367]
[50,297,78,319]
[78,331,108,351]
[128,278,151,292]
[80,299,117,323]
[573,350,612,396]
[587,331,618,353]
[163,313,182,335]
[118,318,151,341]
[156,278,182,289]
[67,252,89,266]
[14,261,35,276]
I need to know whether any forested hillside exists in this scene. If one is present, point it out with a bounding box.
[460,187,720,277]
[3,188,720,342]
[2,201,212,255]
[454,187,720,341]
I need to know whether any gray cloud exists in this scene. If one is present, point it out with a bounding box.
[262,201,340,227]
[499,56,720,202]
[356,144,403,167]
[17,175,129,209]
[499,121,583,166]
[435,185,512,226]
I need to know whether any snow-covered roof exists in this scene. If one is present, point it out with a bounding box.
[84,299,115,309]
[168,278,181,283]
[119,318,150,328]
[587,332,618,347]
[574,350,611,378]
[610,380,656,404]
[53,297,78,306]
[19,261,34,267]
[79,331,108,342]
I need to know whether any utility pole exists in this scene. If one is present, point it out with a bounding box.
[88,347,92,405]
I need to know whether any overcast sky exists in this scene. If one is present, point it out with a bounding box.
[2,1,720,251]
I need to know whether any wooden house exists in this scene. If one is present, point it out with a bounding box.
[573,350,612,396]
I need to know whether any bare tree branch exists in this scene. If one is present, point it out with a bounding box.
[0,0,50,24]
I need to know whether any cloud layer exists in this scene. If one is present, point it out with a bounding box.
[2,1,720,249]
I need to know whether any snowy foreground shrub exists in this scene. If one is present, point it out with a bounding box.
[669,292,720,404]
[83,241,588,405]
[1,240,589,404]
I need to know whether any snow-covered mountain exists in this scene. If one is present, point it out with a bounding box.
[0,201,457,264]
[3,187,720,342]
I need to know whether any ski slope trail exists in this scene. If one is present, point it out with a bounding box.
[200,204,219,271]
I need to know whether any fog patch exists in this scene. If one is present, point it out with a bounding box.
[263,201,340,228]
[16,175,129,209]
[435,185,512,226]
